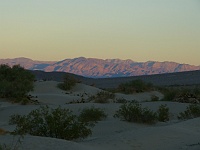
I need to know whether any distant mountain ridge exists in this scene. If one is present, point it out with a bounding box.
[0,57,200,78]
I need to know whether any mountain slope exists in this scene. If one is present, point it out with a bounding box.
[0,57,199,78]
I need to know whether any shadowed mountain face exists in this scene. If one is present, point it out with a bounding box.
[0,57,200,78]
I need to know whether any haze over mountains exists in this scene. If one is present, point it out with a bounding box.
[0,57,200,78]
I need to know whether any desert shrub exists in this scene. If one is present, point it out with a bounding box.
[194,87,200,96]
[114,101,157,124]
[178,104,200,120]
[114,98,127,103]
[151,95,159,101]
[57,74,77,91]
[0,64,35,103]
[161,87,200,103]
[89,91,115,103]
[9,106,92,140]
[162,88,178,101]
[117,79,153,94]
[79,106,107,125]
[157,104,169,122]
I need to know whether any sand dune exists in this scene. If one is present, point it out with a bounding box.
[0,81,200,150]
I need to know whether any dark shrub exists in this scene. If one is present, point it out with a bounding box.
[157,104,169,122]
[161,87,200,103]
[118,79,153,94]
[114,98,127,103]
[178,104,200,120]
[0,64,35,103]
[162,88,178,101]
[79,106,107,126]
[88,91,115,103]
[151,95,159,101]
[114,101,157,124]
[9,106,92,140]
[57,74,77,91]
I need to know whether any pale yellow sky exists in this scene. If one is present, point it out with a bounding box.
[0,0,200,65]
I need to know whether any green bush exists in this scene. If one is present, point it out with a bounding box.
[57,74,77,91]
[114,101,157,124]
[0,64,35,103]
[88,91,115,103]
[79,106,107,126]
[162,88,178,101]
[157,104,169,122]
[9,106,92,140]
[178,104,200,120]
[117,79,153,94]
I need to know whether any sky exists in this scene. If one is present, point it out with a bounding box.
[0,0,200,65]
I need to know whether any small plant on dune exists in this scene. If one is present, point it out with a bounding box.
[114,101,157,124]
[117,79,154,94]
[79,106,107,126]
[88,91,115,103]
[157,104,170,122]
[114,98,127,103]
[9,105,93,140]
[151,95,159,102]
[57,74,77,91]
[177,104,200,120]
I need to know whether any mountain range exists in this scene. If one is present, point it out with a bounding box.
[0,57,200,78]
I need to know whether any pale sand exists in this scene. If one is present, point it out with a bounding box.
[0,81,200,150]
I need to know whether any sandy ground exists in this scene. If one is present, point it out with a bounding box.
[0,81,200,150]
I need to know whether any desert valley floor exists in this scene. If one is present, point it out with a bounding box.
[0,81,200,150]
